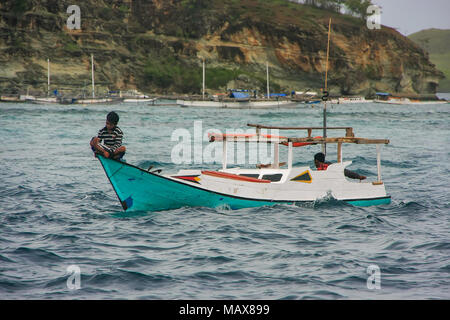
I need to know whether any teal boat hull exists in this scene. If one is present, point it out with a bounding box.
[97,155,286,212]
[97,156,391,212]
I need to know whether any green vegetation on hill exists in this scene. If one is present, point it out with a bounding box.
[409,29,450,92]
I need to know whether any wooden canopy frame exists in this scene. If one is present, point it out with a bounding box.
[209,123,390,184]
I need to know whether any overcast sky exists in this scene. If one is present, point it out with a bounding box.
[371,0,450,35]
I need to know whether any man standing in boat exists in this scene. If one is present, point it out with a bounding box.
[90,111,126,160]
[314,152,366,180]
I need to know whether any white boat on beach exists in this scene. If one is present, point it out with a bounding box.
[29,97,59,104]
[374,97,448,105]
[123,98,157,103]
[176,98,298,109]
[76,97,120,104]
[177,60,298,109]
[331,96,373,104]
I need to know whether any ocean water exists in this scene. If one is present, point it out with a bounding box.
[0,100,449,300]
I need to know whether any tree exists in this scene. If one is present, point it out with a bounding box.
[344,0,372,19]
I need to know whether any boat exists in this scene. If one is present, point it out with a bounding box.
[75,97,119,104]
[374,92,448,105]
[95,124,391,212]
[177,98,299,109]
[93,18,391,212]
[303,100,321,105]
[0,95,22,102]
[28,97,59,104]
[374,97,448,105]
[28,59,59,104]
[119,90,158,103]
[68,54,121,104]
[123,98,157,103]
[176,61,299,109]
[331,96,374,104]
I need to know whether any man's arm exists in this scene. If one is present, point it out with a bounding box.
[344,169,366,180]
[110,128,123,153]
[97,128,105,143]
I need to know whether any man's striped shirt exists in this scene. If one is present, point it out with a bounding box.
[98,126,123,153]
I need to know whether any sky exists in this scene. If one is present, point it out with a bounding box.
[371,0,450,35]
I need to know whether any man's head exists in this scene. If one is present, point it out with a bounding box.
[314,152,325,168]
[106,111,119,130]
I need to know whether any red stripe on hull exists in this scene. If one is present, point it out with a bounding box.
[201,171,270,183]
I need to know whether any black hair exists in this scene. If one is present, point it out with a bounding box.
[314,152,325,162]
[107,111,119,125]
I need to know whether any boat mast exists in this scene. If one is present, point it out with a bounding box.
[323,18,332,155]
[47,58,50,97]
[91,54,95,98]
[266,61,270,99]
[202,58,205,100]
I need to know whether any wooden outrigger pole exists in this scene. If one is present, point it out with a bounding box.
[215,124,389,177]
[323,18,332,155]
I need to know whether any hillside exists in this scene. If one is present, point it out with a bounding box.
[409,28,450,92]
[0,0,444,97]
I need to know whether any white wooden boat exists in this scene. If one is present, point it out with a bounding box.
[0,95,22,102]
[95,124,391,212]
[374,97,448,105]
[177,59,298,108]
[75,98,119,104]
[176,99,299,108]
[331,96,373,104]
[123,98,157,103]
[29,97,59,104]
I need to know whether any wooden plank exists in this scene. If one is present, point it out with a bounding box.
[223,136,289,143]
[337,142,342,163]
[288,137,390,145]
[211,136,388,145]
[247,123,352,131]
[209,132,389,145]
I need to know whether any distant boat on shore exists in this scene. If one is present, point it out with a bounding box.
[374,98,448,105]
[0,95,23,102]
[123,97,157,103]
[374,93,448,105]
[330,96,373,104]
[177,98,298,109]
[29,97,58,104]
[75,97,122,104]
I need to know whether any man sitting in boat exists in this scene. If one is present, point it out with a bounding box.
[90,111,126,160]
[314,152,366,180]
